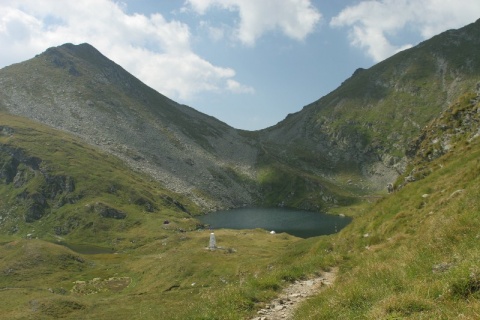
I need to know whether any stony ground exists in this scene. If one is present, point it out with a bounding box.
[251,268,337,320]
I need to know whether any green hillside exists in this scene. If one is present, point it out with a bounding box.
[0,113,200,245]
[294,91,480,319]
[1,92,480,319]
[259,18,480,201]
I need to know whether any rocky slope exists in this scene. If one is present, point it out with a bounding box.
[258,18,480,192]
[1,19,480,211]
[400,86,480,188]
[0,43,258,211]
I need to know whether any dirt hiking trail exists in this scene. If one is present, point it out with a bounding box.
[251,267,337,320]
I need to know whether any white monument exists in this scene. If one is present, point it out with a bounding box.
[209,232,216,250]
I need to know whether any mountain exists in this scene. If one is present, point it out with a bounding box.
[259,18,480,192]
[1,78,479,319]
[1,19,480,213]
[0,43,259,211]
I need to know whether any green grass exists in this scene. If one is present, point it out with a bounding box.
[292,125,480,319]
[0,228,313,319]
[2,96,480,320]
[0,113,321,319]
[1,113,480,318]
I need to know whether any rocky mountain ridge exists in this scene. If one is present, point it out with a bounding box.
[258,18,480,192]
[0,44,259,211]
[1,19,480,211]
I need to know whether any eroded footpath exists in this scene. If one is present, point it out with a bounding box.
[251,268,337,320]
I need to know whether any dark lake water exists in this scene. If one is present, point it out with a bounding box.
[197,207,352,238]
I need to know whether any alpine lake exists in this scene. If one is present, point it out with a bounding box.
[197,207,351,238]
[58,208,351,254]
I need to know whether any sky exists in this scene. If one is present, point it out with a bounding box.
[1,1,480,130]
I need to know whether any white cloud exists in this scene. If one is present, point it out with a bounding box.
[199,20,227,42]
[331,0,480,62]
[185,0,321,46]
[226,79,255,94]
[0,0,253,101]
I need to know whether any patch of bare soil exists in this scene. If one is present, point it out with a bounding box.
[251,268,337,320]
[71,277,131,295]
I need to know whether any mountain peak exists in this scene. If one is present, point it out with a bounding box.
[56,42,101,58]
[42,42,112,72]
[0,42,261,211]
[48,42,101,55]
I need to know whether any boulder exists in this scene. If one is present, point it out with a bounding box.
[93,202,127,219]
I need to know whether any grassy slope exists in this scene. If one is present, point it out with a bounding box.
[260,19,480,203]
[0,230,307,319]
[2,95,480,319]
[292,96,480,319]
[0,113,199,245]
[0,114,321,319]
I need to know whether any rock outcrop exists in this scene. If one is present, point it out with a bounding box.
[0,145,78,224]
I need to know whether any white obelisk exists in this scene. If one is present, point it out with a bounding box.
[209,232,216,250]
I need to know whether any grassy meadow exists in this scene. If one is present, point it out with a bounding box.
[0,113,333,319]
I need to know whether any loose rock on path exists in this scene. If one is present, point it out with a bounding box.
[251,268,337,320]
